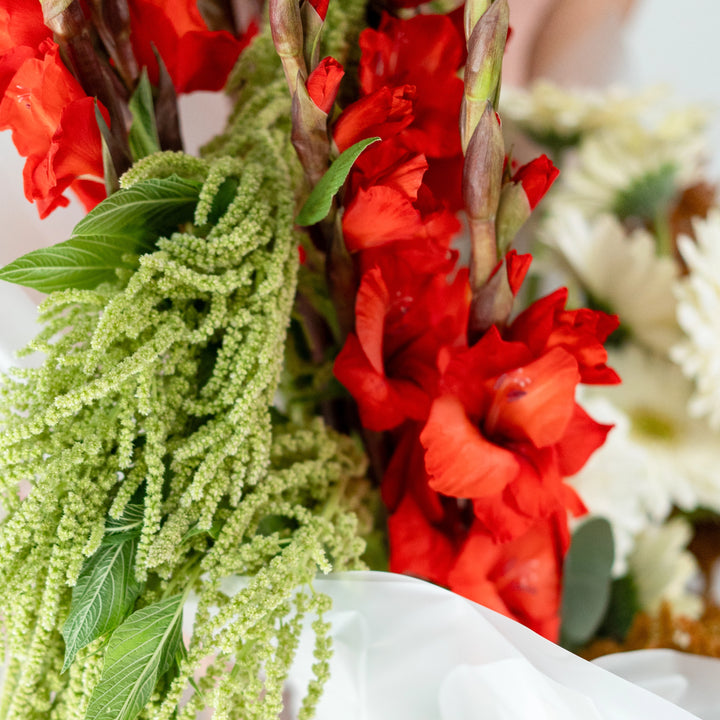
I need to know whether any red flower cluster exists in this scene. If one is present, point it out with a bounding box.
[0,1,105,217]
[127,0,256,93]
[0,1,256,217]
[332,12,619,640]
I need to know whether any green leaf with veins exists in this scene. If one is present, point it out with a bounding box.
[85,594,184,720]
[0,175,202,292]
[62,537,144,672]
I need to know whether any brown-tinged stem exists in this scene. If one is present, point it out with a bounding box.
[88,0,138,88]
[43,0,131,176]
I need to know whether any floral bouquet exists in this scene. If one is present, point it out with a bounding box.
[0,0,718,718]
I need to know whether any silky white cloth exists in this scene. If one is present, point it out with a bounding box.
[212,571,715,720]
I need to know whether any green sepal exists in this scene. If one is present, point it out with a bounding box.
[128,68,162,162]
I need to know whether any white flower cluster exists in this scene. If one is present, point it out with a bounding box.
[508,81,720,615]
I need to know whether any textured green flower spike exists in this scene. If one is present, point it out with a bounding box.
[0,4,370,718]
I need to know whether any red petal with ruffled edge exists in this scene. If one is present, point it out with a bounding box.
[333,85,415,152]
[422,395,519,499]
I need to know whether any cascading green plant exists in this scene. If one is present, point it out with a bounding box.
[0,4,372,717]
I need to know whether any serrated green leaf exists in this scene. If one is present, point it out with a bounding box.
[560,516,615,649]
[0,176,201,292]
[103,504,145,544]
[85,594,184,720]
[295,137,380,226]
[62,538,143,672]
[128,69,161,162]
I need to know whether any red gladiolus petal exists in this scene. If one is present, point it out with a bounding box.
[0,1,49,54]
[555,403,613,476]
[388,493,456,586]
[128,0,256,93]
[449,520,563,640]
[422,395,519,498]
[484,347,580,449]
[332,85,415,153]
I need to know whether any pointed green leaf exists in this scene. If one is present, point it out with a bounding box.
[0,175,202,292]
[295,137,380,226]
[62,538,143,672]
[94,102,119,196]
[560,516,615,649]
[128,69,161,162]
[85,595,184,720]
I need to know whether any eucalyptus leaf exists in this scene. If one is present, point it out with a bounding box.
[85,594,184,720]
[0,176,202,292]
[128,68,161,161]
[560,516,615,649]
[295,137,380,226]
[62,538,143,672]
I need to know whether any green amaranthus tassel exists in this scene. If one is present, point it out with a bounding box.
[0,5,370,717]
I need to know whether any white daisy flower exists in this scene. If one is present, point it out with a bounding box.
[552,119,708,220]
[628,518,703,619]
[570,346,720,575]
[540,206,680,354]
[672,209,720,429]
[500,82,661,146]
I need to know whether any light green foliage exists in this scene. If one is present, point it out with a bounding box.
[0,7,371,717]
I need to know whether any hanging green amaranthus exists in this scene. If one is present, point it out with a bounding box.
[0,5,371,717]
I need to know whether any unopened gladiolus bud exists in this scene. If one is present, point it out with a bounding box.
[306,57,344,114]
[469,251,530,342]
[270,0,308,95]
[40,0,75,30]
[463,102,504,228]
[496,154,558,252]
[464,102,505,343]
[464,0,492,40]
[462,0,509,151]
[496,182,531,255]
[292,76,332,187]
[306,0,329,20]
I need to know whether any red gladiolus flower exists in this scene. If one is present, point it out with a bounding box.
[0,40,106,217]
[334,255,469,431]
[306,57,344,114]
[448,517,565,640]
[128,0,257,93]
[506,287,621,385]
[511,154,559,210]
[419,293,615,543]
[359,13,463,159]
[341,138,460,253]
